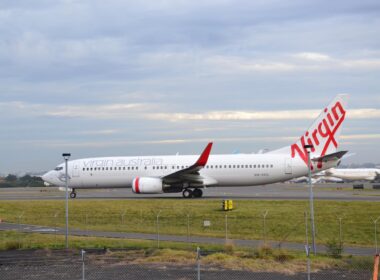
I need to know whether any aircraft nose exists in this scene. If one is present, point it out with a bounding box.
[42,171,54,184]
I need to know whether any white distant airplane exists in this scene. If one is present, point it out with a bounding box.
[316,168,380,182]
[42,95,348,198]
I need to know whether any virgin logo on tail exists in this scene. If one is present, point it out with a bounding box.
[291,101,346,168]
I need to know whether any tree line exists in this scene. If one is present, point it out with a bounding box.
[0,174,44,188]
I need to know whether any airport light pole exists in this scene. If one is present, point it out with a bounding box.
[304,145,316,255]
[62,153,71,249]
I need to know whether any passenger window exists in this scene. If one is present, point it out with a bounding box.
[83,168,85,171]
[145,166,147,170]
[233,165,236,168]
[271,164,273,168]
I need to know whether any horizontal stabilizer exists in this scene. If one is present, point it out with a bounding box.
[312,151,348,163]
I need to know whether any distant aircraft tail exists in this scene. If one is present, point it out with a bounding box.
[270,94,349,167]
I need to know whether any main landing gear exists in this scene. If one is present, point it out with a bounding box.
[182,188,203,198]
[70,189,77,199]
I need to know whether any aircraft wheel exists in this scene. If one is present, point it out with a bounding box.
[70,191,77,199]
[182,189,193,198]
[193,188,203,198]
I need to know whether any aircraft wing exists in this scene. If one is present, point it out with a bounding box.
[162,142,215,186]
[311,151,348,163]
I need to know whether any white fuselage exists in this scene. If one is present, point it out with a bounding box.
[324,168,380,182]
[42,153,337,189]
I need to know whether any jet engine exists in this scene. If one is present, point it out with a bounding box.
[132,177,163,194]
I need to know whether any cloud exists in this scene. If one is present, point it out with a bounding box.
[294,52,331,61]
[16,133,380,149]
[151,109,380,122]
[46,103,149,119]
[77,129,121,135]
[204,56,296,73]
[1,101,379,121]
[341,134,380,140]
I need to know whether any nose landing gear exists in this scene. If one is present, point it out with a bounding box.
[70,189,77,199]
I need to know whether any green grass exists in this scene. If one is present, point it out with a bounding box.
[0,199,379,247]
[0,231,373,274]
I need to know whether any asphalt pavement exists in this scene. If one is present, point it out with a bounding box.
[0,183,379,201]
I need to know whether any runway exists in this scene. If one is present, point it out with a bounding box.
[1,183,380,201]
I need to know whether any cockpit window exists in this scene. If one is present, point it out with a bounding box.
[54,167,64,171]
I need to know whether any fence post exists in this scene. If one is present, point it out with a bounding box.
[18,212,24,249]
[197,247,201,280]
[373,216,380,254]
[81,249,86,280]
[85,213,88,236]
[338,217,343,249]
[54,212,59,245]
[187,213,190,245]
[305,245,311,280]
[157,210,161,249]
[121,210,126,225]
[225,214,228,242]
[262,210,268,246]
[304,211,311,280]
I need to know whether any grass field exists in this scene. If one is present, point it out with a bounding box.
[0,231,373,274]
[0,199,379,247]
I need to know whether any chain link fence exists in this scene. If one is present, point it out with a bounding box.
[1,205,379,279]
[2,209,380,254]
[0,248,375,280]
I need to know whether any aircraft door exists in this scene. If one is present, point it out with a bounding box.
[284,158,292,174]
[72,162,80,177]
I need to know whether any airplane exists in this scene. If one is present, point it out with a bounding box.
[315,168,380,182]
[42,94,348,198]
[289,175,344,184]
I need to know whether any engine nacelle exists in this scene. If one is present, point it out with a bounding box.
[132,177,163,194]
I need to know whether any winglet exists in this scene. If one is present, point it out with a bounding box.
[195,142,213,166]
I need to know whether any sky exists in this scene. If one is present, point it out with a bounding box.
[0,0,380,174]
